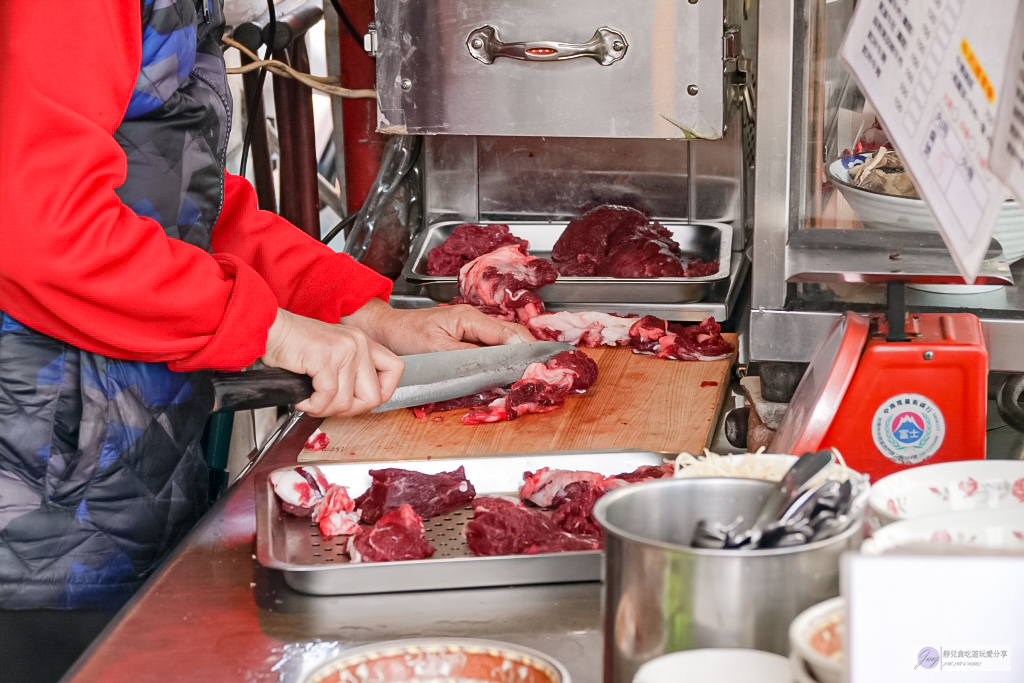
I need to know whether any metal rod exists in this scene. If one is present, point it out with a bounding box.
[272,50,298,223]
[286,37,323,238]
[688,141,698,223]
[240,54,278,211]
[232,411,304,486]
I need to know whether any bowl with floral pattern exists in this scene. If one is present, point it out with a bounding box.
[303,639,570,683]
[861,509,1024,555]
[868,461,1024,526]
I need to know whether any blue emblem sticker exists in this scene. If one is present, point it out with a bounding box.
[871,393,945,465]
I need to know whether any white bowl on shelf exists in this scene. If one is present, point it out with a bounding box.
[861,509,1024,555]
[632,649,792,683]
[789,650,823,683]
[827,156,1024,263]
[868,460,1024,525]
[789,597,844,683]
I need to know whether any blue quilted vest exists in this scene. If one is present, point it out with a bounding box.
[0,0,232,609]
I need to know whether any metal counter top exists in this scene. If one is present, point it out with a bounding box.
[65,415,603,683]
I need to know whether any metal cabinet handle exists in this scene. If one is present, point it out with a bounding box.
[466,25,628,66]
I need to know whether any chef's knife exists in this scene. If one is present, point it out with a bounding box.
[209,341,576,413]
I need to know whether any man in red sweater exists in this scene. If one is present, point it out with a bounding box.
[0,2,532,680]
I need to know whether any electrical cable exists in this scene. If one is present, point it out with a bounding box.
[320,210,359,246]
[238,0,277,180]
[223,38,376,98]
[328,0,365,48]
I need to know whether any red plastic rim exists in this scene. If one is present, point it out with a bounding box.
[771,311,870,455]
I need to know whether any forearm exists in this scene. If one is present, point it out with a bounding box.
[213,173,393,323]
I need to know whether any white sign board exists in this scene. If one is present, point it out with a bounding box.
[845,554,1024,681]
[839,0,1020,282]
[990,2,1024,206]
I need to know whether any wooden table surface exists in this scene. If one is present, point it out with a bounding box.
[301,335,736,464]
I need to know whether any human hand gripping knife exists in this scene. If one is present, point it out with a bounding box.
[207,341,577,413]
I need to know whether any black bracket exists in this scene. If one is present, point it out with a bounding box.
[886,281,908,342]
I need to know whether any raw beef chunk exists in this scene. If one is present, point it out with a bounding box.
[427,224,529,276]
[270,466,330,516]
[519,467,609,507]
[527,311,636,348]
[304,428,330,451]
[530,312,733,361]
[551,206,649,276]
[464,497,602,556]
[461,350,599,425]
[411,389,507,418]
[549,204,718,279]
[550,482,606,538]
[355,467,476,524]
[312,484,361,537]
[596,231,687,277]
[539,350,599,392]
[683,258,719,278]
[505,379,568,418]
[630,316,734,361]
[347,504,435,563]
[606,220,681,255]
[457,244,558,323]
[461,397,509,424]
[611,464,675,483]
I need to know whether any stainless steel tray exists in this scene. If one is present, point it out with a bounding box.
[256,450,667,596]
[402,221,732,304]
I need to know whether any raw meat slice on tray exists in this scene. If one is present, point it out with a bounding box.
[347,504,435,563]
[454,244,558,324]
[426,224,529,276]
[549,205,719,279]
[551,205,649,276]
[355,466,477,524]
[269,465,330,516]
[682,259,719,278]
[519,467,610,507]
[461,350,598,425]
[519,464,676,541]
[464,497,602,556]
[612,463,675,483]
[550,482,606,539]
[312,484,361,538]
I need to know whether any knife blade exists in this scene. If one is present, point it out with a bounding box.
[208,341,576,413]
[373,340,575,412]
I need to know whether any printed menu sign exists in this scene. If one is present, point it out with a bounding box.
[839,0,1020,282]
[990,2,1024,206]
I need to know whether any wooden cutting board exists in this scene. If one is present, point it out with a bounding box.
[301,335,735,464]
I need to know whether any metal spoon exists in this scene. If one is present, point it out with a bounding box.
[691,450,835,549]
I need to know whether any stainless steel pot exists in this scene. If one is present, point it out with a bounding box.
[593,478,863,683]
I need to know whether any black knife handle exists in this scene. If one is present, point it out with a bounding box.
[210,368,314,412]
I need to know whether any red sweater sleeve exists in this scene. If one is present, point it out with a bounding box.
[213,173,392,322]
[0,3,388,372]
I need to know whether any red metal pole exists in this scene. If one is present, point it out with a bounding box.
[335,0,386,214]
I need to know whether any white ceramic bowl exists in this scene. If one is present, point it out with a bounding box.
[632,649,792,683]
[789,598,843,683]
[868,460,1024,525]
[861,509,1024,555]
[827,156,1024,262]
[789,650,822,683]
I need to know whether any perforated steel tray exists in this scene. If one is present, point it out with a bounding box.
[256,451,667,595]
[402,221,732,304]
